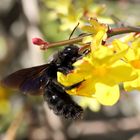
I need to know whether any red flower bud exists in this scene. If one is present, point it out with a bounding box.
[32,37,49,50]
[32,38,49,45]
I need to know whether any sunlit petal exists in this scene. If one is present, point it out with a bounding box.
[95,83,120,105]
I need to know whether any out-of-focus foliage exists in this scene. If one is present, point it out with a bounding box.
[41,0,113,40]
[0,37,7,60]
[79,97,101,112]
[0,87,10,115]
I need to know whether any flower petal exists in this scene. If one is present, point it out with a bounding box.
[124,70,140,91]
[57,71,84,86]
[95,83,120,106]
[66,78,96,97]
[109,60,137,83]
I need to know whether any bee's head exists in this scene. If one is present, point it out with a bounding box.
[53,45,80,67]
[62,45,79,58]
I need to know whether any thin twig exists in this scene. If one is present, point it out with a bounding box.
[108,26,140,37]
[3,107,26,140]
[40,26,140,50]
[47,33,91,48]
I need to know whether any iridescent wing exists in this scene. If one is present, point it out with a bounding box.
[1,64,49,95]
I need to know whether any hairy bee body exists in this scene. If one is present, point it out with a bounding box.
[1,45,84,119]
[44,80,83,119]
[43,45,83,119]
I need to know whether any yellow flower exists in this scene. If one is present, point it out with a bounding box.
[82,18,108,48]
[57,40,136,105]
[45,0,71,15]
[59,5,82,31]
[45,0,82,31]
[122,36,140,91]
[82,18,108,34]
[57,19,139,106]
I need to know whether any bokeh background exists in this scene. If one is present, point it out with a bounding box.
[0,0,140,140]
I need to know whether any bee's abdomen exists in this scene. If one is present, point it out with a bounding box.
[44,81,83,119]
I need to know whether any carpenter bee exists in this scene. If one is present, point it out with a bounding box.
[1,45,84,119]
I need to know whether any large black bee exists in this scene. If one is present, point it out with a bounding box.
[1,45,85,119]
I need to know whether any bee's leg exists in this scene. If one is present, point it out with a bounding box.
[82,48,90,55]
[63,80,83,90]
[57,67,73,75]
[52,79,84,90]
[76,49,90,61]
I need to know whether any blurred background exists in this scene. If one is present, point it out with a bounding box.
[0,0,140,140]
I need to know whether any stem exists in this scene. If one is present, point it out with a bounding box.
[108,26,140,37]
[47,33,91,48]
[43,26,140,49]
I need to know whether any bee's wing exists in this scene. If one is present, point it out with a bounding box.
[1,64,49,95]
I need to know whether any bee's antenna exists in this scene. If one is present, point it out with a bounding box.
[111,15,126,27]
[69,22,80,40]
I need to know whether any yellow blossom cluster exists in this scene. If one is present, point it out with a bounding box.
[44,0,113,31]
[57,18,140,106]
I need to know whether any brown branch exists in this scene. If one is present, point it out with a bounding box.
[35,26,140,50]
[46,33,91,48]
[108,26,140,37]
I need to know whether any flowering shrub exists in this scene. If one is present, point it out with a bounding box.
[33,17,140,107]
[56,19,140,106]
[33,1,140,110]
[43,0,113,31]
